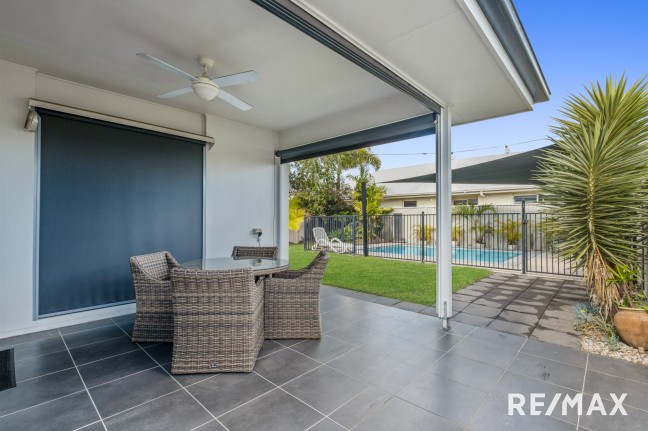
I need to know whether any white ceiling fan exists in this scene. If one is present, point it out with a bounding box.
[137,53,258,111]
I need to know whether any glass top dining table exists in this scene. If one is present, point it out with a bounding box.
[181,257,290,277]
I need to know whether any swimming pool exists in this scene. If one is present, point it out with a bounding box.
[369,244,519,263]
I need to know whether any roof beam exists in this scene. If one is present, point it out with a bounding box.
[251,0,442,113]
[276,113,436,163]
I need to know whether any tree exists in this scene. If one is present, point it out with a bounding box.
[453,203,497,245]
[288,197,306,232]
[290,148,386,216]
[352,180,392,216]
[536,76,648,320]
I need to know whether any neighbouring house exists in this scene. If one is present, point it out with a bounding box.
[0,0,548,337]
[375,153,543,211]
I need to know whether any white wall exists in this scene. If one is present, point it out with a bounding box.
[204,115,280,257]
[0,60,283,338]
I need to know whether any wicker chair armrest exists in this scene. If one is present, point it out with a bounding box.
[271,269,308,279]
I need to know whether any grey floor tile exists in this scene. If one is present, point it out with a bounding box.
[361,334,427,362]
[492,372,580,424]
[450,337,518,368]
[79,349,158,388]
[69,336,139,365]
[325,323,383,345]
[0,390,99,431]
[11,335,66,360]
[520,338,587,367]
[274,339,309,347]
[452,313,493,327]
[193,419,228,430]
[406,345,445,369]
[587,353,648,384]
[387,321,446,345]
[14,349,74,382]
[63,325,126,349]
[427,353,505,392]
[391,301,427,313]
[467,395,575,431]
[104,390,213,431]
[282,366,368,414]
[373,362,422,394]
[308,418,346,431]
[160,363,217,387]
[418,306,438,316]
[219,389,323,431]
[59,319,115,335]
[529,328,580,349]
[472,298,509,309]
[508,352,585,391]
[505,302,545,314]
[89,367,181,418]
[77,422,105,431]
[329,386,391,429]
[447,321,478,336]
[327,347,401,384]
[584,370,648,411]
[463,302,502,319]
[253,348,320,385]
[469,327,526,350]
[450,300,471,312]
[497,309,542,326]
[579,393,648,431]
[111,314,136,325]
[398,372,487,425]
[355,397,461,431]
[142,343,173,364]
[370,296,402,306]
[354,314,407,333]
[0,329,61,349]
[0,368,84,416]
[487,319,533,336]
[257,340,285,358]
[187,372,275,417]
[290,335,355,363]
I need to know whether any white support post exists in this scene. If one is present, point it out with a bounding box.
[435,108,452,328]
[276,159,290,260]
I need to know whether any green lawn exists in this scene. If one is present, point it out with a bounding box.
[289,244,491,306]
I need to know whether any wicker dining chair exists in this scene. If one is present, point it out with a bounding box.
[170,267,264,374]
[231,246,278,259]
[264,251,329,339]
[130,251,180,343]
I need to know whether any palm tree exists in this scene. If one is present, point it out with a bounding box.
[453,203,497,245]
[536,76,648,320]
[288,197,306,232]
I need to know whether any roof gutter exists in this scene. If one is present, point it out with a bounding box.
[476,0,550,103]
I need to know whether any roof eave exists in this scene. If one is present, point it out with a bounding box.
[476,0,550,103]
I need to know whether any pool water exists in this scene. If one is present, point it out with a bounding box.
[369,244,519,263]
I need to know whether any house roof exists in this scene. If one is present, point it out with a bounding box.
[382,182,538,198]
[378,145,552,184]
[0,0,548,149]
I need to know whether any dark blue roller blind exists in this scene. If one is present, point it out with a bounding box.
[38,110,204,316]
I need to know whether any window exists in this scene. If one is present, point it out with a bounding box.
[37,109,204,316]
[514,195,542,203]
[453,198,478,205]
[403,200,417,208]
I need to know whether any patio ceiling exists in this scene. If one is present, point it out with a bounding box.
[0,0,548,150]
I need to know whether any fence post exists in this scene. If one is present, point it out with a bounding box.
[352,214,357,255]
[303,216,308,250]
[362,181,369,257]
[421,211,425,263]
[521,201,527,274]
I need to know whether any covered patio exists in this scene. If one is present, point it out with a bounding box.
[2,286,647,431]
[8,1,645,430]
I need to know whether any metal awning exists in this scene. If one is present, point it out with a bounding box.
[386,145,553,184]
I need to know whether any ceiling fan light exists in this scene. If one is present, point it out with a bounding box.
[192,79,219,101]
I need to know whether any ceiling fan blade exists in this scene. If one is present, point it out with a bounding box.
[158,86,194,99]
[217,89,253,111]
[212,70,259,88]
[137,53,196,82]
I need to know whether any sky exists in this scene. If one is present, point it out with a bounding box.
[376,0,648,170]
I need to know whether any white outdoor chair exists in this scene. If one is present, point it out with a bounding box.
[311,227,351,253]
